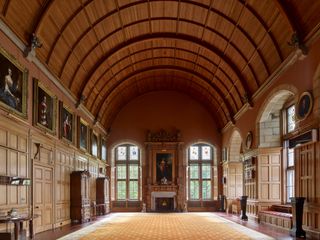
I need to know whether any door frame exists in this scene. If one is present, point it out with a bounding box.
[33,163,54,233]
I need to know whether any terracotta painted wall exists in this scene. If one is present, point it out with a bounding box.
[0,29,104,135]
[107,91,221,150]
[222,37,320,147]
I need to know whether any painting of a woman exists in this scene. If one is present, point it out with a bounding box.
[0,48,27,118]
[0,67,22,111]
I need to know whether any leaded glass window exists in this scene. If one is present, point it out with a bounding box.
[115,144,140,201]
[117,146,127,160]
[287,105,295,133]
[202,146,211,160]
[190,146,199,160]
[130,146,138,160]
[188,144,213,201]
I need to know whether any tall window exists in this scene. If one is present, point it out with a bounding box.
[284,104,295,202]
[188,144,213,200]
[286,147,295,202]
[115,144,140,200]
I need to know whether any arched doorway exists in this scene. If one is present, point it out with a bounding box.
[223,129,243,214]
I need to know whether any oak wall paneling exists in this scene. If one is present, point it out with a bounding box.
[295,141,320,239]
[55,144,75,227]
[242,147,282,220]
[0,116,30,233]
[223,161,243,213]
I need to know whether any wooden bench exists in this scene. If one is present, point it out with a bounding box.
[258,205,292,230]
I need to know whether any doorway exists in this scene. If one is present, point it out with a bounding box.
[33,165,53,233]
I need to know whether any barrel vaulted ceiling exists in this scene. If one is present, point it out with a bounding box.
[1,0,320,129]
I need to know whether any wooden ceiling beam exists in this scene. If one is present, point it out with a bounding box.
[68,16,258,94]
[83,45,242,110]
[88,55,239,115]
[75,32,249,103]
[91,65,235,124]
[32,0,53,35]
[99,75,228,129]
[273,0,303,39]
[1,0,10,17]
[40,1,268,95]
[241,1,284,61]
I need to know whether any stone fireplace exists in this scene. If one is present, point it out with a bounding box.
[151,191,176,211]
[144,129,185,212]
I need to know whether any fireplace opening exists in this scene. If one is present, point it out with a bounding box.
[156,197,174,212]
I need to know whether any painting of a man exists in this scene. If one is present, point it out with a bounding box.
[298,93,312,119]
[156,153,173,184]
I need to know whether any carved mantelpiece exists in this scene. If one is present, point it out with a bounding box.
[144,129,184,211]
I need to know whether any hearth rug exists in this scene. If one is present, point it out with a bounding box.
[58,212,274,240]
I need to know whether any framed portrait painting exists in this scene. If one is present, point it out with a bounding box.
[59,102,74,143]
[245,131,253,150]
[0,47,28,118]
[33,78,57,134]
[91,131,98,157]
[79,118,88,151]
[296,92,313,120]
[101,137,107,161]
[156,152,173,185]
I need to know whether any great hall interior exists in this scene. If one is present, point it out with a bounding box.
[0,1,320,239]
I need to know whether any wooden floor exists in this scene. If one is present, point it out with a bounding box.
[30,212,303,240]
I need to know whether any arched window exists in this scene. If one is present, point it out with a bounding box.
[115,144,140,201]
[188,144,214,200]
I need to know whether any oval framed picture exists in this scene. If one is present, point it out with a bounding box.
[296,92,313,120]
[245,131,253,150]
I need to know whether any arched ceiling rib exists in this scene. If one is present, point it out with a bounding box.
[2,0,320,129]
[87,57,240,115]
[99,74,228,129]
[91,65,235,122]
[82,45,243,109]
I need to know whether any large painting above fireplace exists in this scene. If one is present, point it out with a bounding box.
[156,153,173,184]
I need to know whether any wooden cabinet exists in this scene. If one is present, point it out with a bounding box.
[96,177,110,215]
[70,171,91,223]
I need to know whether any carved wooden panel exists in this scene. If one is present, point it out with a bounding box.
[295,142,320,237]
[224,162,243,199]
[258,151,281,202]
[0,147,7,175]
[0,128,7,146]
[0,119,29,219]
[55,147,74,225]
[0,185,6,205]
[34,165,53,233]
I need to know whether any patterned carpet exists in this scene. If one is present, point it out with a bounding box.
[58,213,274,240]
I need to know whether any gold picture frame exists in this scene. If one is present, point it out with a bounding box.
[59,101,75,144]
[153,151,175,185]
[78,117,88,151]
[91,131,99,157]
[296,91,313,120]
[0,46,28,118]
[245,131,253,150]
[33,78,57,135]
[101,137,107,161]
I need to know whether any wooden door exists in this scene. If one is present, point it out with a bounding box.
[34,165,53,233]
